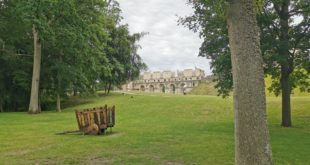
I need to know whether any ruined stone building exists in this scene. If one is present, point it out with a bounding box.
[123,68,206,94]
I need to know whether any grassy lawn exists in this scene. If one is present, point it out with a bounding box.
[189,78,310,97]
[0,93,309,165]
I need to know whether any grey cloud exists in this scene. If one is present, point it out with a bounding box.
[117,0,211,74]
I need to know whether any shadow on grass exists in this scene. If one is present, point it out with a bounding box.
[55,130,123,137]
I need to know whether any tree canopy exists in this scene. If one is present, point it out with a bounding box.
[0,0,146,112]
[180,0,310,127]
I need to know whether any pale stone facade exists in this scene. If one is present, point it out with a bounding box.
[123,68,205,94]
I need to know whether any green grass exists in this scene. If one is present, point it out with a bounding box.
[190,79,310,97]
[0,93,309,165]
[188,82,219,96]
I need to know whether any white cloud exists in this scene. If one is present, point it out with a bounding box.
[117,0,211,74]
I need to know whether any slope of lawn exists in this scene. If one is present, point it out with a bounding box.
[0,93,309,165]
[189,78,310,97]
[188,82,219,96]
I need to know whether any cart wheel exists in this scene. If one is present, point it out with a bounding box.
[85,123,99,135]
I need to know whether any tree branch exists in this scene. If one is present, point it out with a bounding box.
[290,25,310,57]
[289,4,310,16]
[258,4,280,37]
[273,3,281,15]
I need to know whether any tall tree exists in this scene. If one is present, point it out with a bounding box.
[28,24,42,113]
[181,0,273,163]
[259,0,310,127]
[16,0,55,113]
[41,0,109,112]
[180,0,310,127]
[227,0,272,164]
[100,0,146,93]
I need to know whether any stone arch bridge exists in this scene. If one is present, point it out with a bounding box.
[134,80,199,94]
[123,68,206,94]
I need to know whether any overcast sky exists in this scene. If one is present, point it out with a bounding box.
[117,0,211,75]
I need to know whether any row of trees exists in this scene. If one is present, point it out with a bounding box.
[0,0,146,113]
[180,0,309,127]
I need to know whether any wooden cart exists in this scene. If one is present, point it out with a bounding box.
[75,105,115,135]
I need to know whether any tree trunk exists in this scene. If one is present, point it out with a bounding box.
[227,1,273,164]
[107,82,112,94]
[0,98,3,112]
[104,82,108,94]
[56,94,61,112]
[38,95,41,113]
[28,25,42,114]
[12,100,17,112]
[281,66,291,127]
[73,88,78,96]
[278,0,292,127]
[56,54,62,112]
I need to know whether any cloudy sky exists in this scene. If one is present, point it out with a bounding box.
[117,0,211,74]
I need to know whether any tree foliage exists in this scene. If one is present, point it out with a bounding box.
[0,0,146,112]
[180,0,309,126]
[180,0,309,96]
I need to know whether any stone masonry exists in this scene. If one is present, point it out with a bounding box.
[123,68,205,94]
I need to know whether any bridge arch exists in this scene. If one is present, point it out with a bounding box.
[140,85,145,91]
[170,84,176,94]
[159,84,165,93]
[180,83,186,94]
[149,84,155,92]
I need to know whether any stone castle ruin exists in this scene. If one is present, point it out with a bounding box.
[123,68,206,94]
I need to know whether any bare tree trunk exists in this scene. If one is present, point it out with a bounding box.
[12,100,17,112]
[281,65,291,127]
[107,82,112,94]
[0,42,3,112]
[73,88,78,96]
[227,1,273,164]
[0,98,3,112]
[38,94,41,113]
[56,55,62,112]
[56,94,61,112]
[278,0,292,127]
[104,82,108,94]
[29,25,42,114]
